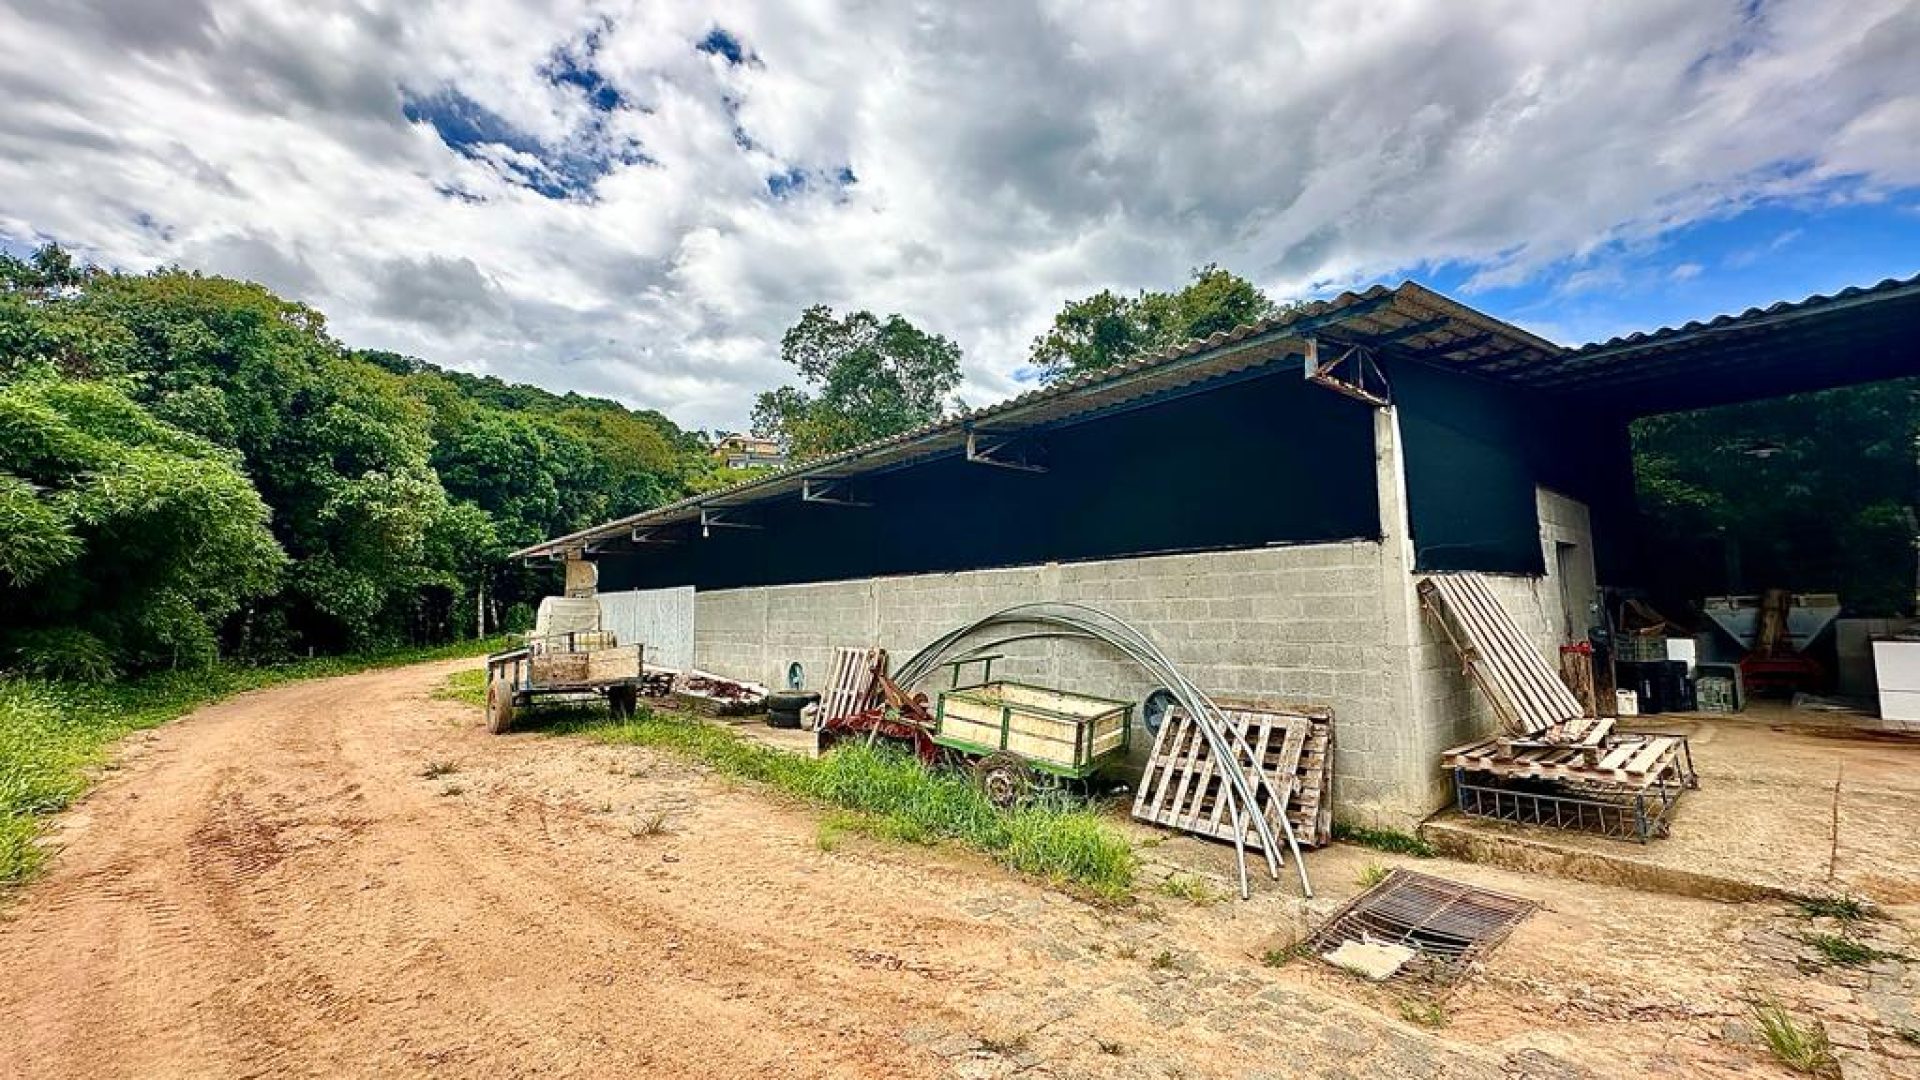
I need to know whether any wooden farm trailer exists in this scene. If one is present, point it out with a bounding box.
[485,631,647,733]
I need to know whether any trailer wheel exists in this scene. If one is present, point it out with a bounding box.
[486,677,514,734]
[973,752,1034,809]
[608,686,638,720]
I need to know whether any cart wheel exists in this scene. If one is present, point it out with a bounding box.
[973,752,1034,809]
[486,677,514,734]
[608,686,638,720]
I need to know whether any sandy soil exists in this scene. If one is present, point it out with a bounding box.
[0,659,1896,1078]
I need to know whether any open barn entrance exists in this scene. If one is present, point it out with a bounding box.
[1619,379,1919,702]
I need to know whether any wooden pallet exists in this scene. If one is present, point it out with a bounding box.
[1133,704,1327,851]
[1419,574,1594,741]
[1292,711,1335,847]
[819,646,886,726]
[1441,732,1693,790]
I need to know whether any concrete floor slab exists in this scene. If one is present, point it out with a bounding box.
[1420,704,1920,904]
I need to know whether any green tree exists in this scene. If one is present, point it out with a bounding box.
[1029,264,1283,384]
[0,375,285,673]
[0,245,716,664]
[1632,380,1920,616]
[752,306,963,462]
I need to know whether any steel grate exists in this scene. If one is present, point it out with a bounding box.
[1305,869,1535,984]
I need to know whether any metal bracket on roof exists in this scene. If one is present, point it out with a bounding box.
[801,477,871,507]
[1304,338,1391,407]
[630,527,681,545]
[700,506,761,538]
[965,429,1047,473]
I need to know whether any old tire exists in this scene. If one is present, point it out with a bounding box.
[766,691,818,712]
[973,752,1034,809]
[486,678,514,734]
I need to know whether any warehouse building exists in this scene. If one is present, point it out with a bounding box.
[517,276,1920,829]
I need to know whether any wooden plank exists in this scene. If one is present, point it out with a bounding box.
[1623,737,1674,777]
[1134,716,1185,818]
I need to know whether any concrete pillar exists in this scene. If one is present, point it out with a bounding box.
[1368,406,1445,830]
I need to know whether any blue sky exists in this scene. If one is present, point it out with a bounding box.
[1416,195,1920,346]
[1,0,1915,427]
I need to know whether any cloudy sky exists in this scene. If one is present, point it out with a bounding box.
[3,0,1917,429]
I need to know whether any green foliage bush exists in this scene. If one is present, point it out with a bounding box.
[0,246,715,669]
[502,603,536,634]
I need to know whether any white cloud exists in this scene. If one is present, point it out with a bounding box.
[0,0,1915,427]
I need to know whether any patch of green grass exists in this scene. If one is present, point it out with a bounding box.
[433,667,488,707]
[1156,872,1227,905]
[1333,822,1437,858]
[1750,1001,1840,1077]
[1398,998,1447,1028]
[1797,894,1874,922]
[574,710,1138,900]
[419,759,460,779]
[1148,949,1177,971]
[1260,944,1299,968]
[633,810,671,837]
[1357,862,1390,888]
[1,637,506,891]
[1803,931,1901,968]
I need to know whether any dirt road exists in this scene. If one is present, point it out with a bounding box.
[0,660,1840,1078]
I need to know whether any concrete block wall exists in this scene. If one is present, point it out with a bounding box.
[688,540,1428,825]
[680,410,1597,833]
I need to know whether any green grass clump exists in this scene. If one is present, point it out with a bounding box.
[1261,943,1304,968]
[1357,862,1390,888]
[1,636,505,891]
[433,668,489,707]
[1750,1001,1840,1077]
[566,705,1137,900]
[1156,873,1228,905]
[1803,931,1901,968]
[1797,894,1874,922]
[1398,998,1447,1028]
[1333,822,1437,858]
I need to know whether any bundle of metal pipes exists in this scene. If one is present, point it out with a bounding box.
[895,602,1311,899]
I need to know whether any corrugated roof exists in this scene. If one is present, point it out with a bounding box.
[515,280,1558,558]
[516,271,1920,559]
[1569,272,1920,357]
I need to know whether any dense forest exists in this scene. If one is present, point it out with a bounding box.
[0,245,725,677]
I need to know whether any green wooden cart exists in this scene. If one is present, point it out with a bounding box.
[931,657,1134,806]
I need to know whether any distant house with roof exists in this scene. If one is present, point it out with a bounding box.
[711,433,786,470]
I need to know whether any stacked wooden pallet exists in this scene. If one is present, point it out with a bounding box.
[819,646,886,726]
[1132,702,1334,850]
[1422,572,1699,835]
[1441,732,1691,789]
